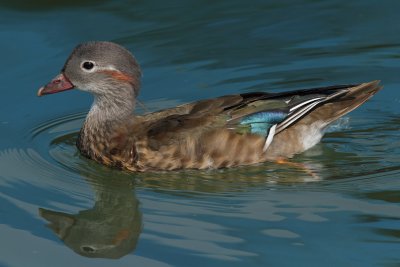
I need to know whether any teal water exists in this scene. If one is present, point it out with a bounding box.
[1,1,400,266]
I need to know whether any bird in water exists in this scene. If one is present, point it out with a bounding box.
[37,41,382,172]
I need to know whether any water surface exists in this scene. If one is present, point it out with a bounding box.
[1,1,400,266]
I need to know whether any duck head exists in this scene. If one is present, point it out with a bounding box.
[38,41,141,99]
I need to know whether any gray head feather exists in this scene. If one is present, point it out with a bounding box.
[62,41,142,97]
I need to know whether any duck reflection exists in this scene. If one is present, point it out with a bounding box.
[39,174,141,259]
[36,153,323,259]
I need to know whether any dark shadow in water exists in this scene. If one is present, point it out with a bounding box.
[0,0,109,11]
[363,190,400,204]
[39,174,141,259]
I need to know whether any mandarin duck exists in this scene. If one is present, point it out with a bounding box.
[38,41,382,171]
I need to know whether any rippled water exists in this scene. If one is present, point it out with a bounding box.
[1,1,400,266]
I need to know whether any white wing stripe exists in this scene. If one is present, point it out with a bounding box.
[289,97,324,112]
[277,100,324,131]
[263,124,277,152]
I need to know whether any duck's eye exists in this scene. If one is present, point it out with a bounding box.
[82,61,95,71]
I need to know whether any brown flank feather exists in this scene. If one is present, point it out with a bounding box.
[76,81,382,171]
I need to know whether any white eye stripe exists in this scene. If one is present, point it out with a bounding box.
[80,61,118,73]
[97,65,118,71]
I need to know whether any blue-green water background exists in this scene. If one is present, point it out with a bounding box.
[1,1,400,266]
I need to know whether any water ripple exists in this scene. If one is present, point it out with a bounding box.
[4,110,392,195]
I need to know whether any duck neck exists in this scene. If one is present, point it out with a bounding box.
[77,87,136,157]
[86,93,135,129]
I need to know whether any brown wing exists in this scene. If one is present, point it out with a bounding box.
[140,93,274,148]
[131,94,272,170]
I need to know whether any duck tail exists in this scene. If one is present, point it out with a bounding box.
[310,80,383,126]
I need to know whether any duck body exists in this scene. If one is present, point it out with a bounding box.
[38,41,382,172]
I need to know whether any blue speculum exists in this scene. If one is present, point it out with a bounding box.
[239,111,287,135]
